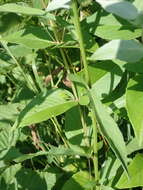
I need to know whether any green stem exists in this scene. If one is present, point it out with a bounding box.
[51,117,68,147]
[32,57,44,92]
[78,107,89,146]
[50,21,70,72]
[71,0,90,87]
[91,109,100,189]
[71,1,99,188]
[88,90,100,189]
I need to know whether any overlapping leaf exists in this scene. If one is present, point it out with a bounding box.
[89,88,128,174]
[96,0,138,20]
[126,75,143,146]
[17,88,77,128]
[116,154,143,189]
[0,3,45,16]
[1,26,58,49]
[90,40,143,63]
[47,0,71,12]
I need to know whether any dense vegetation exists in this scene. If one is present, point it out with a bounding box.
[0,0,143,189]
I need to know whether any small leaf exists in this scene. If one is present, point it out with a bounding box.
[17,88,77,128]
[79,95,90,105]
[90,40,143,63]
[96,0,138,20]
[126,75,143,145]
[116,154,143,189]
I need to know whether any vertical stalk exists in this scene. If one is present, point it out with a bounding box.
[71,0,90,87]
[71,0,99,188]
[91,108,100,189]
[32,58,44,92]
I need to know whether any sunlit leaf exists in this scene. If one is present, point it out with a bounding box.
[116,154,143,189]
[89,88,128,174]
[17,88,77,128]
[96,0,138,20]
[90,40,143,63]
[126,75,143,146]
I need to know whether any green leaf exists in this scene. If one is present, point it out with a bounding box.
[96,0,138,20]
[126,75,143,145]
[9,44,33,57]
[0,103,22,129]
[1,166,56,190]
[127,137,143,155]
[14,145,89,163]
[124,62,143,73]
[95,25,141,40]
[101,186,114,190]
[0,127,19,159]
[90,40,143,63]
[16,169,56,190]
[90,88,128,174]
[116,154,143,189]
[87,13,142,40]
[1,164,21,184]
[65,106,83,145]
[17,88,77,128]
[62,171,94,190]
[100,153,121,185]
[91,60,124,99]
[79,95,90,105]
[46,0,71,12]
[2,26,58,49]
[133,0,143,12]
[0,3,45,16]
[133,0,143,26]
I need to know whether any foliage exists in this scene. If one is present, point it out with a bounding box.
[0,0,143,189]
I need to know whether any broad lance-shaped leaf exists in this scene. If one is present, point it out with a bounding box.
[14,145,90,162]
[90,40,143,63]
[126,75,143,146]
[116,154,143,189]
[17,88,77,128]
[89,88,128,174]
[1,26,58,49]
[96,0,138,20]
[0,3,45,16]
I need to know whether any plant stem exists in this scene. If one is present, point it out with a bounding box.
[71,0,90,87]
[71,1,99,188]
[91,109,100,189]
[51,117,69,147]
[32,57,44,92]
